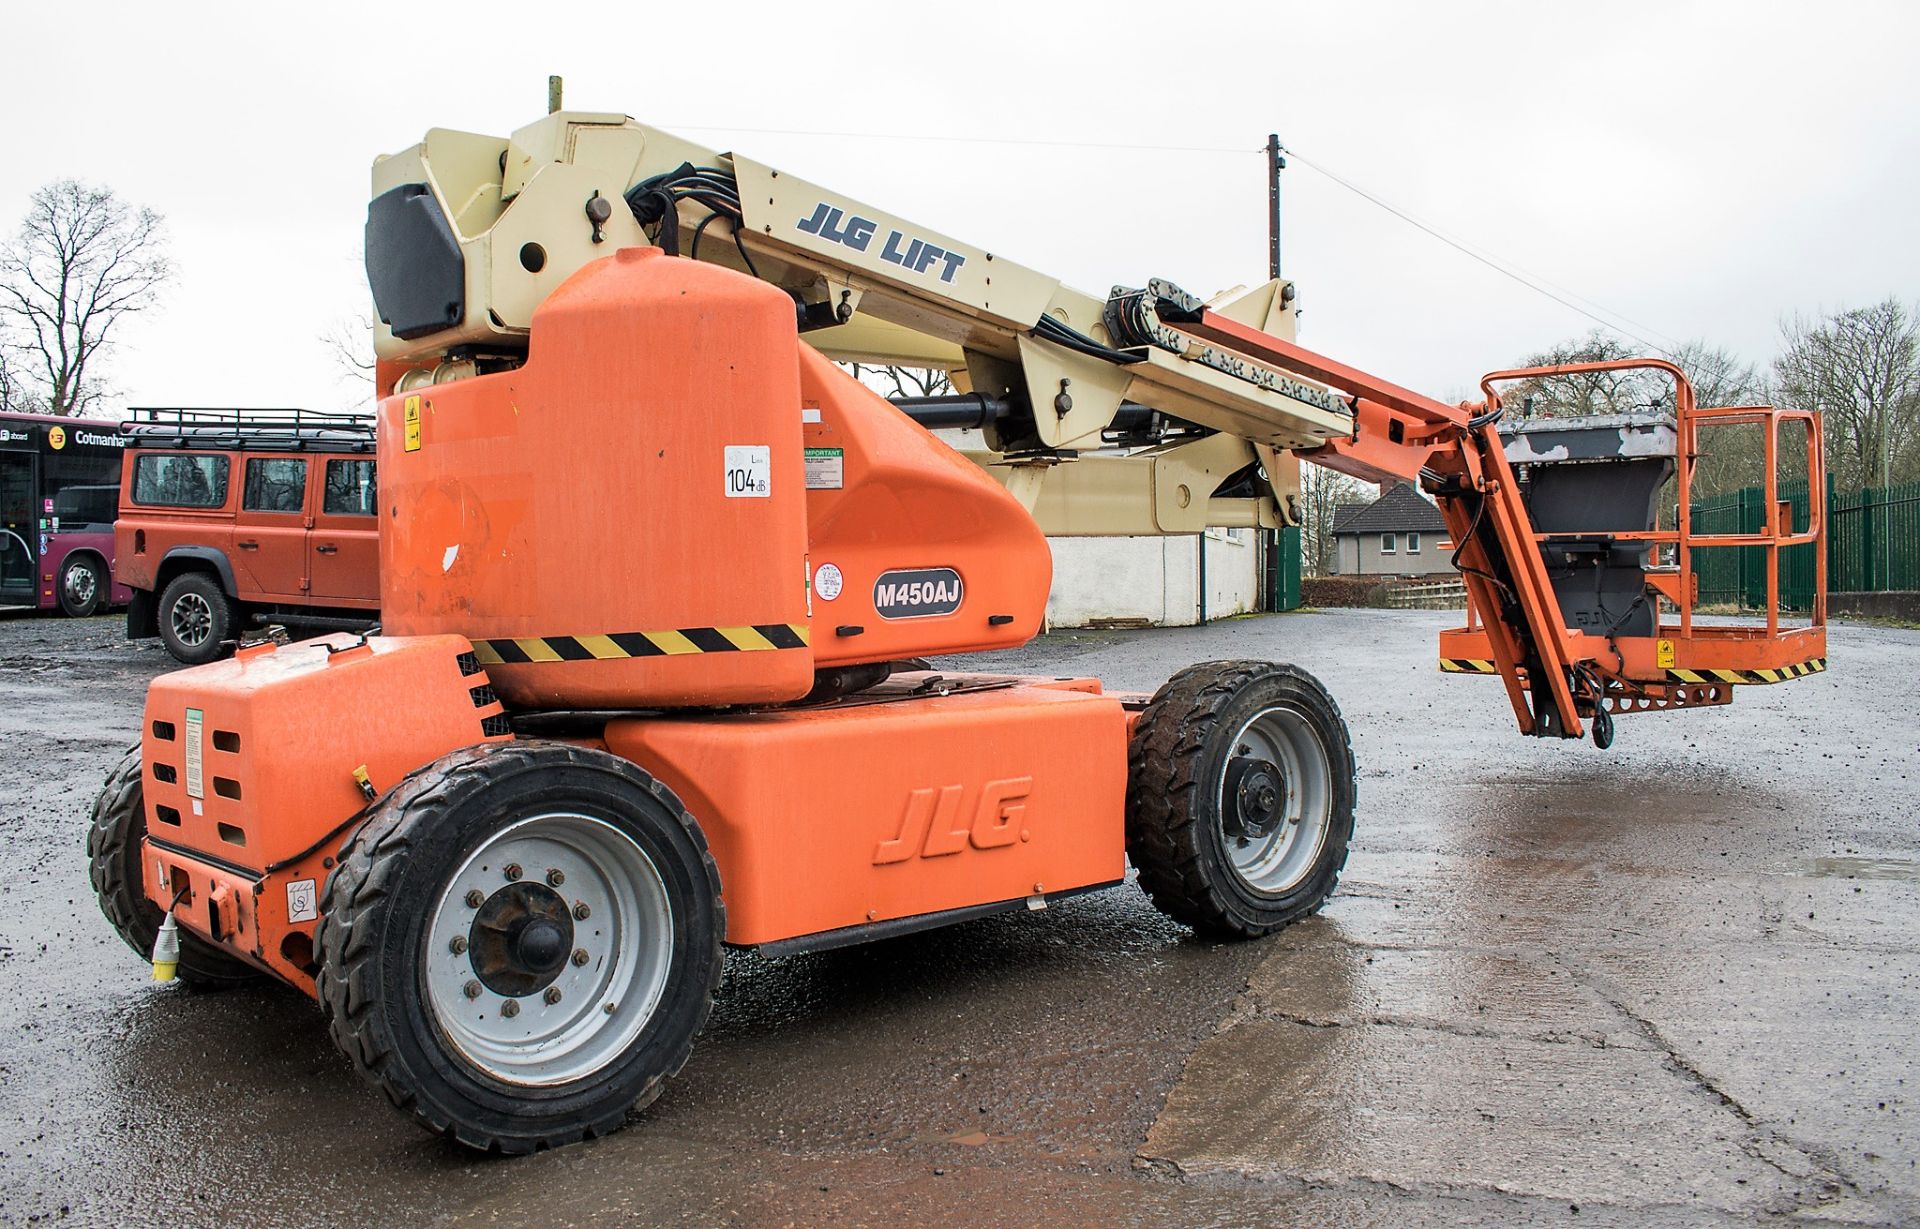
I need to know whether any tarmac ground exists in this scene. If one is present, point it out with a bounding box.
[0,608,1914,1227]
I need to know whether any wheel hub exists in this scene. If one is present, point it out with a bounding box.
[469,882,576,997]
[1224,755,1285,840]
[172,594,212,645]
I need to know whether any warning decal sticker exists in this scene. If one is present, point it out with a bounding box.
[804,447,844,490]
[184,707,205,799]
[286,879,319,924]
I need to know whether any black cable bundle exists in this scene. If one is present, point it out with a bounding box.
[623,163,759,275]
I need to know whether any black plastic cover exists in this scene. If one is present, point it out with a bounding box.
[365,183,464,341]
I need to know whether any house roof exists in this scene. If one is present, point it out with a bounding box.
[1331,482,1449,536]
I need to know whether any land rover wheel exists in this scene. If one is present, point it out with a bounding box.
[156,571,236,665]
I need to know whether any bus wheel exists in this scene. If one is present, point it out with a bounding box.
[157,571,235,664]
[59,554,107,617]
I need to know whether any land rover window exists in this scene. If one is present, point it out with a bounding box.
[323,459,377,516]
[243,458,308,513]
[131,454,228,508]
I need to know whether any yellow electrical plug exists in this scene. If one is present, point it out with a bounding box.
[151,910,180,982]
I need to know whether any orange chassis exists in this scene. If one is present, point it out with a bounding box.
[137,635,1150,991]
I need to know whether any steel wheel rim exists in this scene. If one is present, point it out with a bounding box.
[170,592,213,646]
[64,562,97,607]
[426,812,674,1087]
[1218,704,1333,895]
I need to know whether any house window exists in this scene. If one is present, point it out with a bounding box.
[1381,532,1397,554]
[1407,532,1422,554]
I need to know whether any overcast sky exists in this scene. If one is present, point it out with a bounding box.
[3,1,1915,416]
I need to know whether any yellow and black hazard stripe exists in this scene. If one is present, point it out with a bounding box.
[1665,658,1826,686]
[473,623,811,666]
[1439,657,1500,674]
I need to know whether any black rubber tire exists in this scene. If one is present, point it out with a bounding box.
[1125,660,1357,939]
[86,746,261,989]
[58,554,107,617]
[156,570,236,665]
[314,740,725,1154]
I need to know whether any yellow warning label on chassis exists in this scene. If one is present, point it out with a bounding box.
[403,395,422,452]
[1656,638,1675,668]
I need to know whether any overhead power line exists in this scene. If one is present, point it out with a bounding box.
[1278,144,1684,356]
[651,121,1745,384]
[659,122,1252,156]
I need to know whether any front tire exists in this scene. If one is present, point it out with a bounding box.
[315,740,724,1154]
[156,571,236,664]
[87,747,261,988]
[59,554,107,617]
[1126,661,1356,938]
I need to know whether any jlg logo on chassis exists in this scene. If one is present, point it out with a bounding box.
[873,777,1032,864]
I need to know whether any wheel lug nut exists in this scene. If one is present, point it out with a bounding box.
[450,935,469,954]
[573,901,591,920]
[464,889,484,908]
[463,979,482,999]
[544,987,563,1005]
[604,1002,616,1015]
[571,948,590,967]
[547,868,566,886]
[501,999,520,1018]
[504,863,523,881]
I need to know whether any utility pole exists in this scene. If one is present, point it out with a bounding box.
[1259,132,1289,614]
[1266,133,1286,280]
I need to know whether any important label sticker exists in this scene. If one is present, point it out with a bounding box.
[804,447,844,490]
[286,879,318,924]
[184,707,204,800]
[1656,638,1675,668]
[403,395,421,452]
[813,562,844,601]
[724,445,771,498]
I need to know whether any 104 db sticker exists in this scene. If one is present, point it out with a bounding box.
[723,445,770,498]
[873,568,963,619]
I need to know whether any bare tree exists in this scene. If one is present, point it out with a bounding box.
[844,363,953,399]
[1296,461,1370,576]
[0,180,173,416]
[1499,331,1768,496]
[0,345,22,413]
[1501,332,1651,417]
[1500,332,1759,422]
[1773,299,1920,491]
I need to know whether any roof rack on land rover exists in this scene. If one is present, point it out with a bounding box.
[120,407,378,452]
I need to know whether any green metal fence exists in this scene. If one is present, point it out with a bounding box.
[1690,477,1919,611]
[1830,480,1920,595]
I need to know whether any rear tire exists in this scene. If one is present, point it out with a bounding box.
[315,740,725,1154]
[87,747,261,989]
[156,571,236,664]
[1126,660,1356,939]
[59,554,107,617]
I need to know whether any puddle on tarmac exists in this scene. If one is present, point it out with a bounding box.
[1798,856,1920,883]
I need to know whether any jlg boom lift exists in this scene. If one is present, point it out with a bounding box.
[88,109,1828,1152]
